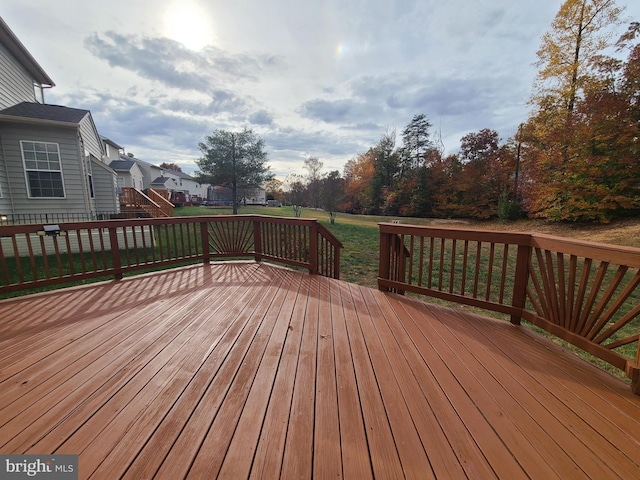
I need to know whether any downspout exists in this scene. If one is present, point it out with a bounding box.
[39,84,53,104]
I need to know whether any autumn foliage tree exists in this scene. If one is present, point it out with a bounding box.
[456,129,517,219]
[340,119,518,220]
[342,151,375,214]
[160,162,183,172]
[520,0,638,221]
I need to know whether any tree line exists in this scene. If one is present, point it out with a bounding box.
[197,1,640,223]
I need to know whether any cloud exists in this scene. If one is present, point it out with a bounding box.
[12,0,635,180]
[250,110,274,125]
[84,31,282,93]
[297,72,516,133]
[161,92,247,117]
[265,126,366,160]
[298,99,359,123]
[51,88,208,154]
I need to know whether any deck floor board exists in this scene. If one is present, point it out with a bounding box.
[0,262,639,479]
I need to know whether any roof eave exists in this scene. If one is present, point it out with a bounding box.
[0,113,79,128]
[0,17,55,87]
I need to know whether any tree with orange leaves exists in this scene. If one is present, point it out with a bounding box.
[521,0,632,221]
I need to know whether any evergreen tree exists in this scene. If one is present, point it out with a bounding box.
[196,128,272,214]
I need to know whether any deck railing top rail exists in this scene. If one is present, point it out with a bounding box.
[0,215,342,296]
[378,222,640,394]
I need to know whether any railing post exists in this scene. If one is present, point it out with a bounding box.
[253,219,263,263]
[108,226,123,280]
[510,242,531,325]
[200,221,210,264]
[309,221,318,275]
[390,234,407,296]
[379,228,391,292]
[632,345,640,395]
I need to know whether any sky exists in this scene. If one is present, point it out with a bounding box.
[3,1,640,179]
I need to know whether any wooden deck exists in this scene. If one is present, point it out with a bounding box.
[0,262,638,479]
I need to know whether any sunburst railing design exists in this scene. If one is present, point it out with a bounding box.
[0,216,342,297]
[379,224,640,394]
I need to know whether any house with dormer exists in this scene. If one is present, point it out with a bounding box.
[0,16,118,223]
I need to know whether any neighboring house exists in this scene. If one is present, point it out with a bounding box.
[126,156,163,190]
[108,151,207,206]
[109,158,144,190]
[0,102,118,218]
[160,169,204,202]
[101,136,124,162]
[0,16,118,221]
[150,175,178,192]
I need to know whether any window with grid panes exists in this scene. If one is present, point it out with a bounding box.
[20,141,65,198]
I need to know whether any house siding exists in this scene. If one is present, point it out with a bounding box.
[102,140,122,162]
[0,42,37,109]
[162,171,203,198]
[0,123,90,215]
[131,159,162,190]
[91,159,118,213]
[0,144,10,212]
[79,114,103,160]
[130,163,144,189]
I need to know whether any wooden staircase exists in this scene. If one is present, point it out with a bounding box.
[120,187,174,217]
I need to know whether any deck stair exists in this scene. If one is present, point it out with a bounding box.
[120,187,174,217]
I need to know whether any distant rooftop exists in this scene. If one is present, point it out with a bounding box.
[100,135,123,149]
[151,176,173,185]
[108,160,137,172]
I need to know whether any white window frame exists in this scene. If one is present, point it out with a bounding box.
[20,141,66,198]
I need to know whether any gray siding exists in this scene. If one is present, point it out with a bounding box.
[133,160,163,189]
[116,171,134,188]
[0,42,37,109]
[0,147,10,212]
[0,123,90,215]
[79,114,103,160]
[91,159,118,212]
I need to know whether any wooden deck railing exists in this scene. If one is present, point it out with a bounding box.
[379,223,640,394]
[0,215,342,295]
[147,188,175,217]
[120,187,172,218]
